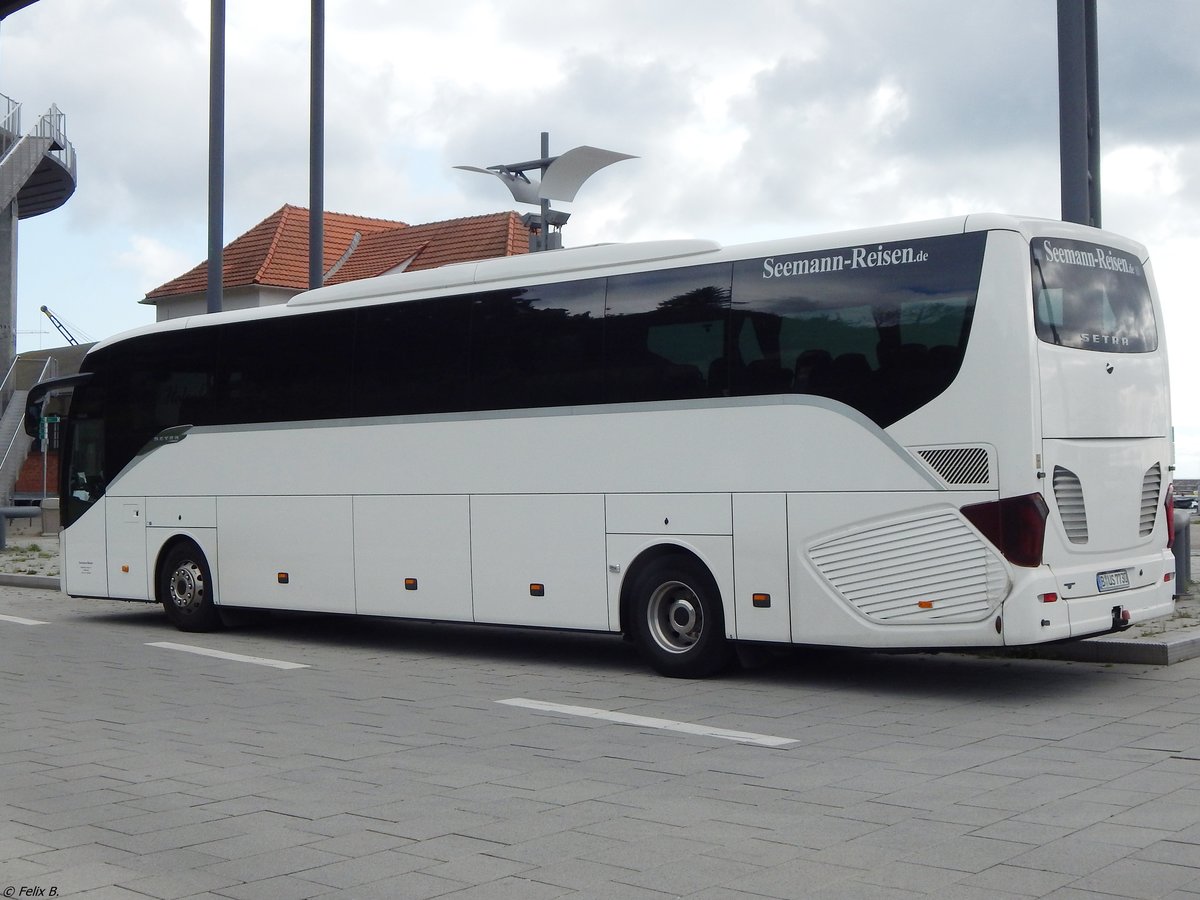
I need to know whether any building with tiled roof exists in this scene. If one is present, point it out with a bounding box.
[142,204,530,321]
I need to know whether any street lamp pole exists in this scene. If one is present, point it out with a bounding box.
[1057,0,1100,227]
[206,0,225,313]
[309,0,324,289]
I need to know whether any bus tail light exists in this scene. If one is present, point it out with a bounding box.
[961,493,1049,568]
[1165,484,1175,550]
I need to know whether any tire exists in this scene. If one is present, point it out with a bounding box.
[159,541,222,632]
[629,554,733,678]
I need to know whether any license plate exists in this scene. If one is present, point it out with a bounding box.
[1096,569,1130,593]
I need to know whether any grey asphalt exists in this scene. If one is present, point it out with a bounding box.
[2,579,1199,900]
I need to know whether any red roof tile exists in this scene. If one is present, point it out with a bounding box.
[326,212,529,284]
[145,205,529,300]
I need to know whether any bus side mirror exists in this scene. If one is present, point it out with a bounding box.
[22,372,94,437]
[23,398,42,438]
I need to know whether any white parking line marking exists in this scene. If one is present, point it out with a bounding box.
[498,697,797,747]
[147,641,310,669]
[0,613,49,625]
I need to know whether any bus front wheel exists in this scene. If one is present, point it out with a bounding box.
[630,555,732,678]
[159,541,222,632]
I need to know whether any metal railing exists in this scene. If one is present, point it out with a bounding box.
[36,104,76,179]
[0,91,20,136]
[0,92,21,158]
[0,357,58,504]
[0,355,57,409]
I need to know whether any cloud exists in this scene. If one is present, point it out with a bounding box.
[3,0,208,228]
[4,0,1198,470]
[115,235,196,294]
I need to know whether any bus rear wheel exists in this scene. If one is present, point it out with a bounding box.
[159,541,222,632]
[630,555,732,678]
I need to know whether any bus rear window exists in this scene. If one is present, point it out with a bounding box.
[1031,238,1157,352]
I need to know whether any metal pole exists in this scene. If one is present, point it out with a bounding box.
[1058,0,1099,227]
[538,131,551,252]
[206,0,225,313]
[309,0,325,289]
[1084,0,1100,227]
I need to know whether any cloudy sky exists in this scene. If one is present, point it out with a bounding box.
[3,0,1198,476]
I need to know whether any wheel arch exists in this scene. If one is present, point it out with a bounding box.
[152,532,219,605]
[618,542,725,638]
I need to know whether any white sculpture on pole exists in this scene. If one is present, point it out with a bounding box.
[457,133,635,250]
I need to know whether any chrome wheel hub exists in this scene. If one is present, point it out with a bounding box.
[647,580,703,653]
[169,562,205,612]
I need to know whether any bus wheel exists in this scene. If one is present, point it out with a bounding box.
[159,541,222,632]
[631,555,732,678]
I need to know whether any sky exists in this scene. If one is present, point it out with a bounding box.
[2,0,1198,477]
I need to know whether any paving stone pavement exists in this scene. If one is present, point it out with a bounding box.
[2,584,1199,899]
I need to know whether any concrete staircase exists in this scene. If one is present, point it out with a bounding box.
[0,387,30,501]
[0,355,56,504]
[0,94,78,501]
[0,98,76,216]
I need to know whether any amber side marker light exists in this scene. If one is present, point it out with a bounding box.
[530,583,545,597]
[404,578,418,591]
[752,593,771,608]
[277,573,289,584]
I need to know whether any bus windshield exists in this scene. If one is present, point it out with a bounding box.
[61,379,108,527]
[1030,237,1157,352]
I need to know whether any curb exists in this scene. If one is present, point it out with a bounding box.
[1016,629,1200,666]
[0,573,61,591]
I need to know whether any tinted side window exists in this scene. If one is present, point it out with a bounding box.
[77,328,220,498]
[356,296,472,417]
[603,263,732,402]
[732,232,986,426]
[469,279,605,410]
[219,310,354,424]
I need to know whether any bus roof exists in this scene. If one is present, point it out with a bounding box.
[86,213,1150,354]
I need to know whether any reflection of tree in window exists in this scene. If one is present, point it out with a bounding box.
[657,284,730,312]
[604,265,732,403]
[730,232,986,425]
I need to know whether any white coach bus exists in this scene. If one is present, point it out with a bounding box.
[29,213,1177,676]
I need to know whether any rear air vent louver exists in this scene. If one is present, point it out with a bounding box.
[1140,463,1162,537]
[917,447,990,485]
[809,511,1009,625]
[1052,466,1088,544]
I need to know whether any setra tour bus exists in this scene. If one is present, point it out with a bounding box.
[27,213,1177,677]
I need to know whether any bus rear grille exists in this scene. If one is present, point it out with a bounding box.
[1052,466,1088,544]
[1140,463,1161,537]
[917,447,990,485]
[809,511,1008,624]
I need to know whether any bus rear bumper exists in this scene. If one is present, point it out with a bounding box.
[1002,553,1176,645]
[1062,579,1176,640]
